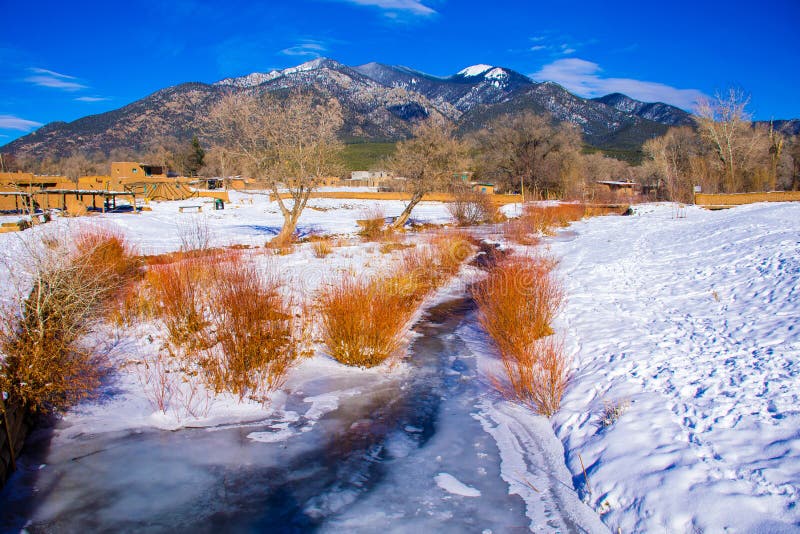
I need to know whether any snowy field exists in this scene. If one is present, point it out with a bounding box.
[1,196,799,532]
[546,202,800,532]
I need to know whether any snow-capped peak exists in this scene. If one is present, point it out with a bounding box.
[214,58,339,87]
[484,68,508,80]
[458,64,494,77]
[282,58,329,76]
[214,70,282,88]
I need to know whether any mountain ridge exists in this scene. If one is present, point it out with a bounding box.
[3,58,700,158]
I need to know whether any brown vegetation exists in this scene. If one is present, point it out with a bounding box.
[1,227,136,414]
[140,251,300,401]
[473,254,569,416]
[317,230,476,367]
[447,184,496,225]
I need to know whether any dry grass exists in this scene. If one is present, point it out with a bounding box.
[311,237,334,258]
[379,242,415,254]
[473,254,569,416]
[0,227,136,414]
[357,205,387,241]
[504,203,587,244]
[316,274,415,367]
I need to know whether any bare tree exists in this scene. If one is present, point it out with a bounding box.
[695,89,769,192]
[474,112,581,200]
[208,91,343,244]
[643,126,700,202]
[387,119,466,229]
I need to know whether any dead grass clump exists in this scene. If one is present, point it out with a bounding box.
[316,274,415,367]
[379,242,415,254]
[311,237,334,258]
[357,206,387,241]
[0,228,136,414]
[473,254,569,416]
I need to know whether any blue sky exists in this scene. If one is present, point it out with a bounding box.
[1,0,798,144]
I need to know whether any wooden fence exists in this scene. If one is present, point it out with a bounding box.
[695,191,800,209]
[0,395,29,487]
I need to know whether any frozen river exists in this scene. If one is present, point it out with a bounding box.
[1,293,605,533]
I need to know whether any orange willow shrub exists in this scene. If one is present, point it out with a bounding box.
[318,230,476,368]
[473,254,570,416]
[203,255,299,400]
[146,257,212,349]
[316,275,415,367]
[144,251,299,400]
[1,227,136,414]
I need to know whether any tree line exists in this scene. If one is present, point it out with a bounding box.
[3,88,799,242]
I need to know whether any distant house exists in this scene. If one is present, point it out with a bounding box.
[471,182,495,194]
[110,162,168,180]
[347,170,390,187]
[596,180,637,193]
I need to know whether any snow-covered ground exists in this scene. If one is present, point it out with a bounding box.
[2,196,799,532]
[0,192,455,435]
[545,203,800,532]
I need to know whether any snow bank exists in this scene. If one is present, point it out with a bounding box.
[548,203,800,532]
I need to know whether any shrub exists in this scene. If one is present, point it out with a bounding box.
[473,254,569,416]
[177,215,212,252]
[503,204,586,244]
[357,205,387,241]
[448,185,496,226]
[495,337,571,417]
[146,257,211,349]
[473,255,562,353]
[203,256,299,400]
[316,274,415,367]
[0,228,135,414]
[145,251,300,401]
[311,237,334,258]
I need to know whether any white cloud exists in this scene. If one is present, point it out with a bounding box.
[0,114,43,131]
[75,96,110,102]
[532,58,706,110]
[334,0,436,16]
[25,67,87,91]
[280,41,328,57]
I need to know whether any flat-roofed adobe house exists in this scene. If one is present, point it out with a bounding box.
[110,162,167,179]
[471,182,495,194]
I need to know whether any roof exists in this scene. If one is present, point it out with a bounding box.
[596,180,636,186]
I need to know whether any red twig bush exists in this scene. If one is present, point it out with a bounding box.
[203,255,299,400]
[316,275,415,367]
[473,254,570,416]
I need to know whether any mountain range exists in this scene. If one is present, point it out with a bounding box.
[3,58,795,160]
